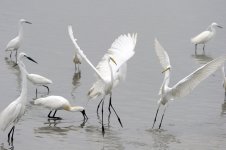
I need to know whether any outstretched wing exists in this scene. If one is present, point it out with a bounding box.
[96,33,137,82]
[171,55,226,98]
[154,39,171,95]
[68,25,105,81]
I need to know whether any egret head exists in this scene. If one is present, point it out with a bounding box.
[18,52,38,64]
[20,19,32,24]
[162,66,171,73]
[211,22,223,28]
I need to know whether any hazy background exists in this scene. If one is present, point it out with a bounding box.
[0,0,226,149]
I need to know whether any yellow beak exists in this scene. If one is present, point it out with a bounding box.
[110,57,117,65]
[162,67,170,73]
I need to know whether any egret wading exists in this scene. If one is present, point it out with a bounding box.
[68,25,137,136]
[27,73,52,99]
[0,52,37,145]
[34,95,88,122]
[153,39,226,129]
[191,22,223,53]
[5,19,32,62]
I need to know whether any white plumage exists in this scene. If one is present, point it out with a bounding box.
[67,25,137,135]
[152,39,226,129]
[5,19,32,62]
[34,95,88,120]
[191,22,223,52]
[0,52,37,144]
[68,25,83,71]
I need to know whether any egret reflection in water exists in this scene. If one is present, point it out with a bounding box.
[191,53,214,65]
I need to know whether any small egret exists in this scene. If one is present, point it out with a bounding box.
[0,52,37,144]
[5,19,32,62]
[191,22,223,53]
[68,25,82,71]
[68,25,137,135]
[34,95,88,121]
[27,73,52,99]
[152,39,226,129]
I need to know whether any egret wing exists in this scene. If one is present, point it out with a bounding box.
[68,25,105,81]
[96,33,137,82]
[154,38,171,70]
[171,55,226,98]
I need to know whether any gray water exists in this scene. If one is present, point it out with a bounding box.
[0,0,226,149]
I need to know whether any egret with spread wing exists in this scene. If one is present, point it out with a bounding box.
[68,25,137,135]
[153,39,226,129]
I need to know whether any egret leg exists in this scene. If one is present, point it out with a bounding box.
[8,126,15,144]
[203,44,205,52]
[50,110,62,120]
[43,85,50,94]
[159,104,168,129]
[97,98,104,114]
[35,88,38,99]
[101,97,105,136]
[108,94,123,128]
[10,51,13,59]
[152,104,161,129]
[195,44,197,53]
[15,50,18,63]
[48,110,53,118]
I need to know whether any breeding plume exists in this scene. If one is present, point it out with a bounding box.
[191,22,223,53]
[153,39,226,129]
[34,95,88,122]
[0,52,37,145]
[68,25,137,135]
[5,19,32,62]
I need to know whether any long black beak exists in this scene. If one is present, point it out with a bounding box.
[217,25,223,28]
[81,110,88,120]
[25,56,38,64]
[25,21,32,24]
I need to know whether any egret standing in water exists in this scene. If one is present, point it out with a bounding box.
[153,39,226,129]
[191,22,223,53]
[27,73,52,99]
[34,95,88,122]
[68,26,82,72]
[68,25,137,135]
[221,66,226,94]
[0,52,37,145]
[5,19,32,62]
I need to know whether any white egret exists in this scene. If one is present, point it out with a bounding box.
[153,39,226,129]
[68,25,137,135]
[34,95,88,121]
[0,52,37,144]
[191,22,223,53]
[5,19,32,62]
[68,25,82,71]
[27,73,52,99]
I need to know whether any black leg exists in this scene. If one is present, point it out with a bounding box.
[203,44,205,52]
[108,96,112,127]
[195,44,197,54]
[158,104,168,129]
[43,85,50,94]
[48,110,62,120]
[152,104,160,129]
[8,126,15,145]
[109,94,123,128]
[15,50,18,63]
[10,51,13,59]
[97,98,104,114]
[35,88,38,99]
[48,110,52,118]
[101,97,105,136]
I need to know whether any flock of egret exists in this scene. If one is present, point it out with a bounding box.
[0,19,225,145]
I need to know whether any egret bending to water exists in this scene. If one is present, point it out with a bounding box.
[191,22,223,53]
[34,96,88,121]
[0,52,37,144]
[27,73,52,99]
[68,25,137,135]
[153,39,226,129]
[5,19,32,62]
[68,26,82,71]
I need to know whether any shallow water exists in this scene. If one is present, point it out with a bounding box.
[0,0,226,149]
